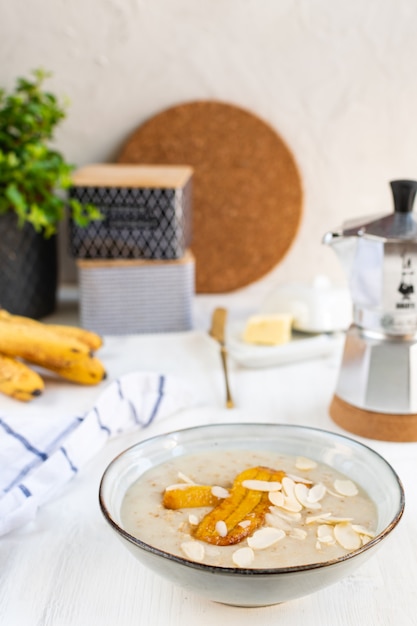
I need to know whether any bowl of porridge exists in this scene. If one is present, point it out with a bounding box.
[99,423,404,607]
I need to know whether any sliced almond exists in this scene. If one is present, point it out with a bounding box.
[333,479,359,497]
[268,491,284,507]
[352,524,376,538]
[211,485,229,499]
[308,483,327,503]
[232,547,255,567]
[334,523,362,550]
[165,483,196,491]
[269,507,302,522]
[306,512,332,524]
[181,541,205,562]
[177,471,196,484]
[215,520,228,537]
[289,528,307,540]
[317,524,335,544]
[295,456,318,471]
[280,477,303,512]
[247,527,286,549]
[326,515,354,523]
[265,512,292,531]
[294,483,322,510]
[287,473,314,484]
[242,479,282,492]
[238,520,251,528]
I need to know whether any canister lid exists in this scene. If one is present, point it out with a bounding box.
[72,164,193,189]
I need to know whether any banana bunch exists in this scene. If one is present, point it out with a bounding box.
[0,309,106,402]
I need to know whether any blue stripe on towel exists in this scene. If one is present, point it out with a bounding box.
[146,375,165,426]
[45,417,84,454]
[60,447,77,473]
[2,418,83,494]
[19,484,31,497]
[116,378,141,426]
[0,418,48,461]
[94,407,111,435]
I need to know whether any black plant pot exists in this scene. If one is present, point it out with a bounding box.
[0,213,57,319]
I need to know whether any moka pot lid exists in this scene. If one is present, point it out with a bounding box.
[340,180,417,242]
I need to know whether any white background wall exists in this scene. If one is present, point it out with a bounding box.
[2,0,417,294]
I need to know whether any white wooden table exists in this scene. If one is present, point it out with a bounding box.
[0,292,416,626]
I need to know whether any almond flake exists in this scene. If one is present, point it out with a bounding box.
[211,485,229,499]
[269,507,302,522]
[351,524,375,538]
[287,473,314,484]
[280,477,303,512]
[295,456,318,471]
[268,491,284,507]
[308,483,327,503]
[232,547,255,568]
[177,472,195,484]
[306,512,332,524]
[334,523,362,550]
[289,528,307,540]
[242,479,282,492]
[215,520,228,537]
[238,520,251,528]
[247,527,285,549]
[265,512,292,531]
[294,483,322,510]
[326,487,344,499]
[326,515,354,523]
[282,499,303,513]
[282,477,297,498]
[317,524,335,544]
[333,479,359,497]
[181,541,205,562]
[165,483,195,491]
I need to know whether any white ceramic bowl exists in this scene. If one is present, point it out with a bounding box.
[99,423,404,607]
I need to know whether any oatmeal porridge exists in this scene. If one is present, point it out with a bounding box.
[120,449,377,569]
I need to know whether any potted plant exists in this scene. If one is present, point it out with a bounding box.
[0,68,101,318]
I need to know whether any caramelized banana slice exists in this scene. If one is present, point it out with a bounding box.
[163,485,220,509]
[193,466,285,546]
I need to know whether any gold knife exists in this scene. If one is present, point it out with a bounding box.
[209,307,234,409]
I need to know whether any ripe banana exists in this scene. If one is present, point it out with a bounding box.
[0,353,44,402]
[0,309,106,395]
[43,354,107,385]
[0,319,91,370]
[0,309,103,351]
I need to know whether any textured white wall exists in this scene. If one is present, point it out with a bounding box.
[2,0,417,292]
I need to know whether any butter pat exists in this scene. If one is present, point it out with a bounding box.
[242,314,293,346]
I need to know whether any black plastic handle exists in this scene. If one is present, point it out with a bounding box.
[390,179,417,213]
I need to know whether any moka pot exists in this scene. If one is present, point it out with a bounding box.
[323,180,417,440]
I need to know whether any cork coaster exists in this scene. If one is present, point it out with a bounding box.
[329,394,417,442]
[118,101,303,293]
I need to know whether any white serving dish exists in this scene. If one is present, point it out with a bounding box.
[261,275,352,333]
[226,320,344,368]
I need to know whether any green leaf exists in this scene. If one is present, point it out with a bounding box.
[0,68,100,236]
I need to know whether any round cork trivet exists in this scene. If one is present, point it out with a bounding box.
[118,101,303,293]
[330,394,417,442]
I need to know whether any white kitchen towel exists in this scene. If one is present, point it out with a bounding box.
[0,371,195,537]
